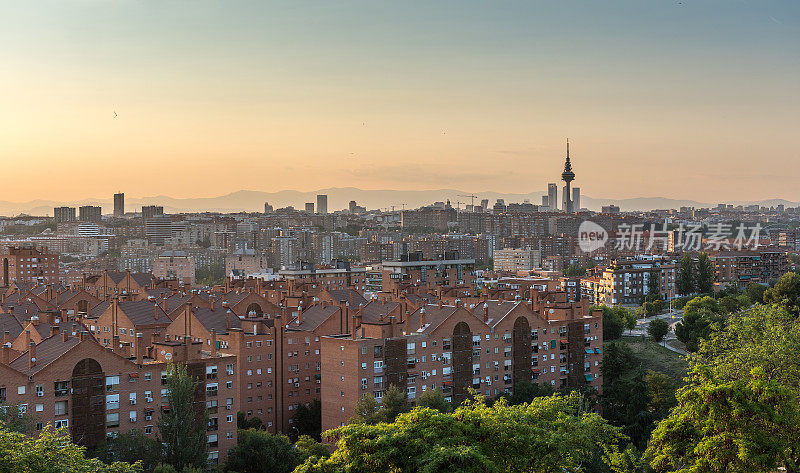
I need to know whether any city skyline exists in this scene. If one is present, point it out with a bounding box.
[2,1,798,202]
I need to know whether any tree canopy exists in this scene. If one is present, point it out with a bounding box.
[297,393,625,473]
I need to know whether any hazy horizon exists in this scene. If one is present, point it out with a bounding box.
[2,1,798,203]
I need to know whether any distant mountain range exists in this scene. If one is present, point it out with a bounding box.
[1,188,798,217]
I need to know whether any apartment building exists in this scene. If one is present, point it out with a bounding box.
[0,325,238,464]
[1,246,60,286]
[493,248,541,272]
[581,256,677,306]
[320,290,603,431]
[152,250,196,285]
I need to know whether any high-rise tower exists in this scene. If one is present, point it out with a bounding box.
[561,140,576,212]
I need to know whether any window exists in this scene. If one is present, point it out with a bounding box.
[206,383,218,397]
[106,394,120,410]
[106,413,120,428]
[17,386,25,395]
[161,371,168,385]
[206,365,218,379]
[144,425,153,434]
[207,434,218,447]
[35,384,44,397]
[54,400,68,416]
[129,410,137,422]
[225,363,235,375]
[144,391,153,402]
[106,376,120,393]
[226,414,234,423]
[54,419,68,429]
[129,393,137,405]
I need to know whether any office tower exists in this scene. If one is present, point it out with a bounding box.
[481,199,489,211]
[541,195,549,207]
[113,192,125,217]
[145,214,172,245]
[572,187,581,211]
[79,205,102,223]
[547,183,558,211]
[54,206,76,223]
[316,194,328,214]
[349,200,357,213]
[305,202,315,213]
[141,205,164,220]
[561,140,575,212]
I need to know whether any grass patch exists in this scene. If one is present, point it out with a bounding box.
[619,336,689,385]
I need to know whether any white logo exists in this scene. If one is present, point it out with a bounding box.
[578,220,608,253]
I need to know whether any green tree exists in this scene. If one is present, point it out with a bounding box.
[564,264,587,277]
[381,384,409,422]
[293,400,322,440]
[647,367,800,473]
[677,253,695,296]
[746,282,767,304]
[158,363,208,471]
[351,394,382,425]
[417,388,451,412]
[93,429,163,472]
[196,263,225,287]
[647,319,670,343]
[0,405,35,434]
[0,424,139,472]
[506,380,555,405]
[297,393,624,473]
[596,305,629,341]
[645,371,676,417]
[674,296,725,352]
[696,252,715,294]
[764,271,800,316]
[646,270,661,302]
[237,411,265,430]
[600,342,654,449]
[294,435,330,464]
[226,429,298,473]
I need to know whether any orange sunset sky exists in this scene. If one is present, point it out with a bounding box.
[1,1,798,203]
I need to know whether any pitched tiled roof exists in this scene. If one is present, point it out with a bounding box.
[119,300,171,326]
[361,301,399,324]
[327,289,367,307]
[290,305,340,332]
[0,313,24,340]
[130,273,152,287]
[193,308,241,334]
[9,335,82,375]
[472,300,521,327]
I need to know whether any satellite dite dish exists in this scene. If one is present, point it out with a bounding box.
[165,352,173,360]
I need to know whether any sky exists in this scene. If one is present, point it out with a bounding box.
[0,1,798,203]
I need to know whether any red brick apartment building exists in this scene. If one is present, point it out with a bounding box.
[0,321,238,464]
[321,289,603,431]
[1,246,59,286]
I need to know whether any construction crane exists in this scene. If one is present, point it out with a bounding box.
[458,194,478,208]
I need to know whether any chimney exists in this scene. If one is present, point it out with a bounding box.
[210,298,215,311]
[50,325,60,338]
[29,341,37,368]
[210,329,217,356]
[438,301,443,309]
[351,314,358,339]
[24,330,31,350]
[184,302,193,338]
[112,335,120,354]
[297,306,303,326]
[388,315,396,338]
[483,303,489,323]
[60,307,69,322]
[62,330,69,342]
[404,314,409,335]
[136,333,144,362]
[154,303,160,321]
[420,307,426,328]
[226,310,233,330]
[1,342,10,364]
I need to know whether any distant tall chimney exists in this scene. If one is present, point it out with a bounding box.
[29,341,37,368]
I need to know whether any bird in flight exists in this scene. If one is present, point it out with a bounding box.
[113,111,118,118]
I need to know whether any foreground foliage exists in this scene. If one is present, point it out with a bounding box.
[0,424,140,473]
[297,393,625,473]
